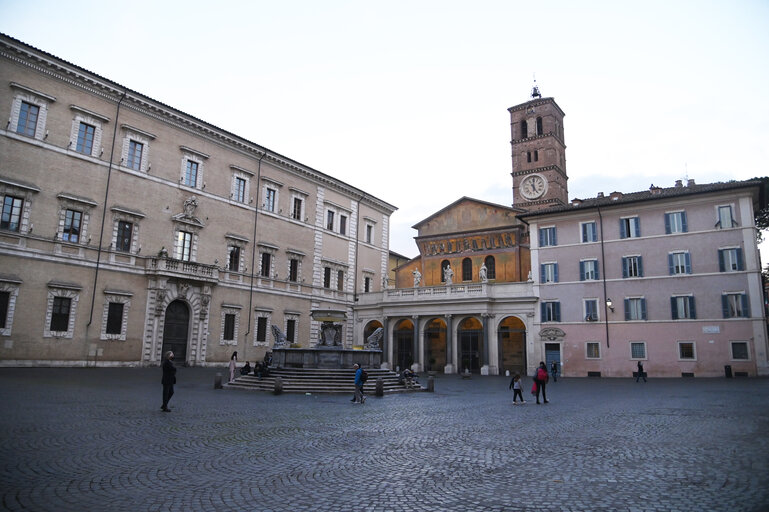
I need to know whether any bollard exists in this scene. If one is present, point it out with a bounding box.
[274,376,283,395]
[375,377,384,397]
[427,375,434,392]
[214,372,222,389]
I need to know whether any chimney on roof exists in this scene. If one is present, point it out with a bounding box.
[675,180,683,188]
[571,198,583,206]
[687,179,695,187]
[649,184,662,195]
[597,192,604,198]
[610,191,623,201]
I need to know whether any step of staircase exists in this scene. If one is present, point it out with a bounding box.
[224,367,425,394]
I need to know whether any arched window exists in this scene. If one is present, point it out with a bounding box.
[462,258,472,281]
[520,120,528,139]
[485,255,496,280]
[441,260,450,283]
[536,117,543,135]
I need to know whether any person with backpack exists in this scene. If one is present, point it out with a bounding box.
[352,363,367,404]
[534,361,549,404]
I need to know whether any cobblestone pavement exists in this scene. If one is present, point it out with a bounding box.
[0,368,768,512]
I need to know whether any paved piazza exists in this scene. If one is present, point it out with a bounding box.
[0,368,767,512]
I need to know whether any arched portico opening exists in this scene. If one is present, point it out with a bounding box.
[394,319,414,372]
[162,300,190,363]
[458,317,482,374]
[424,317,446,372]
[498,316,526,375]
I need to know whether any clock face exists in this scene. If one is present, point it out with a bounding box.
[520,174,547,200]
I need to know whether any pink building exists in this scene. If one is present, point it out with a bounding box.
[520,180,768,378]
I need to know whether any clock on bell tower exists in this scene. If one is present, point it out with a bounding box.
[509,84,568,212]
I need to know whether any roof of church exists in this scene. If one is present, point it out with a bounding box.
[518,179,764,219]
[412,196,525,229]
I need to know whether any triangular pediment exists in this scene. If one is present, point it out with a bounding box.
[412,197,523,237]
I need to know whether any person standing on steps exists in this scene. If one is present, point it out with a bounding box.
[161,351,176,412]
[534,361,549,404]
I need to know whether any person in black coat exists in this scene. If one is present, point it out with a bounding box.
[161,351,176,412]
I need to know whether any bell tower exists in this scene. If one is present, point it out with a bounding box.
[509,83,568,211]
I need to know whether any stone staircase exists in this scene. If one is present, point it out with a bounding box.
[225,367,425,394]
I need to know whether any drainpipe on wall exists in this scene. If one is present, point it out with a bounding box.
[243,150,267,361]
[597,205,610,348]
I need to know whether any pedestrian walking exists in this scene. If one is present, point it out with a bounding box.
[161,351,176,412]
[533,361,549,404]
[352,363,366,404]
[551,361,559,382]
[509,373,525,404]
[229,351,238,383]
[636,360,647,382]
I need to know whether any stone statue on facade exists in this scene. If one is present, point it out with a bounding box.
[271,325,288,348]
[366,327,383,349]
[443,264,454,285]
[479,263,488,283]
[412,269,422,287]
[183,196,198,218]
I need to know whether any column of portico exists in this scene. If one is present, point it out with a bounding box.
[445,314,454,374]
[481,313,490,376]
[412,315,420,372]
[382,316,390,370]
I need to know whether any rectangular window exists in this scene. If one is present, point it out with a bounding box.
[364,276,371,293]
[127,140,143,171]
[265,188,276,212]
[0,291,9,329]
[116,221,133,252]
[323,267,331,288]
[184,160,199,187]
[50,296,71,332]
[228,246,241,272]
[586,342,600,359]
[722,293,749,318]
[620,217,641,238]
[622,256,643,278]
[671,296,696,320]
[175,231,192,261]
[665,211,688,234]
[539,227,557,247]
[540,263,558,284]
[719,248,744,272]
[668,252,692,275]
[17,101,39,137]
[717,205,734,229]
[63,209,82,243]
[76,122,96,155]
[256,316,268,342]
[624,298,647,321]
[541,301,561,322]
[260,253,271,277]
[234,177,246,203]
[580,260,599,281]
[337,270,344,291]
[678,341,695,360]
[630,342,646,359]
[366,224,373,244]
[288,259,299,282]
[326,211,335,230]
[584,299,598,322]
[581,221,597,243]
[1,196,23,232]
[731,341,749,360]
[292,197,303,220]
[339,215,347,236]
[286,319,296,342]
[223,313,236,341]
[105,302,124,335]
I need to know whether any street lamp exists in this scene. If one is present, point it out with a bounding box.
[606,298,614,312]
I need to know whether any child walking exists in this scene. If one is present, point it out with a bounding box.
[509,373,526,405]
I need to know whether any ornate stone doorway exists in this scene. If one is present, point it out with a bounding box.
[162,300,190,362]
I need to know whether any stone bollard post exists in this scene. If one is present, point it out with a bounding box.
[427,375,434,392]
[274,377,283,395]
[375,377,384,397]
[214,373,222,389]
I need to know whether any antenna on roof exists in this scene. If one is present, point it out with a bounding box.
[531,74,541,99]
[684,162,689,182]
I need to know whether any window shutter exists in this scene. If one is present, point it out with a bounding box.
[581,225,587,243]
[540,302,546,321]
[595,260,600,280]
[624,299,630,321]
[736,248,744,271]
[638,256,644,277]
[689,297,696,319]
[554,302,561,322]
[681,211,688,232]
[619,220,627,239]
[554,263,559,283]
[641,298,647,320]
[539,229,544,247]
[668,253,674,275]
[685,253,692,274]
[664,213,671,234]
[634,218,641,237]
[622,257,628,278]
[580,261,586,281]
[540,264,546,283]
[552,228,557,246]
[670,297,678,319]
[721,295,729,318]
[718,249,725,272]
[741,294,750,317]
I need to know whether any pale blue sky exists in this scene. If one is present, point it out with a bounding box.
[2,0,768,257]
